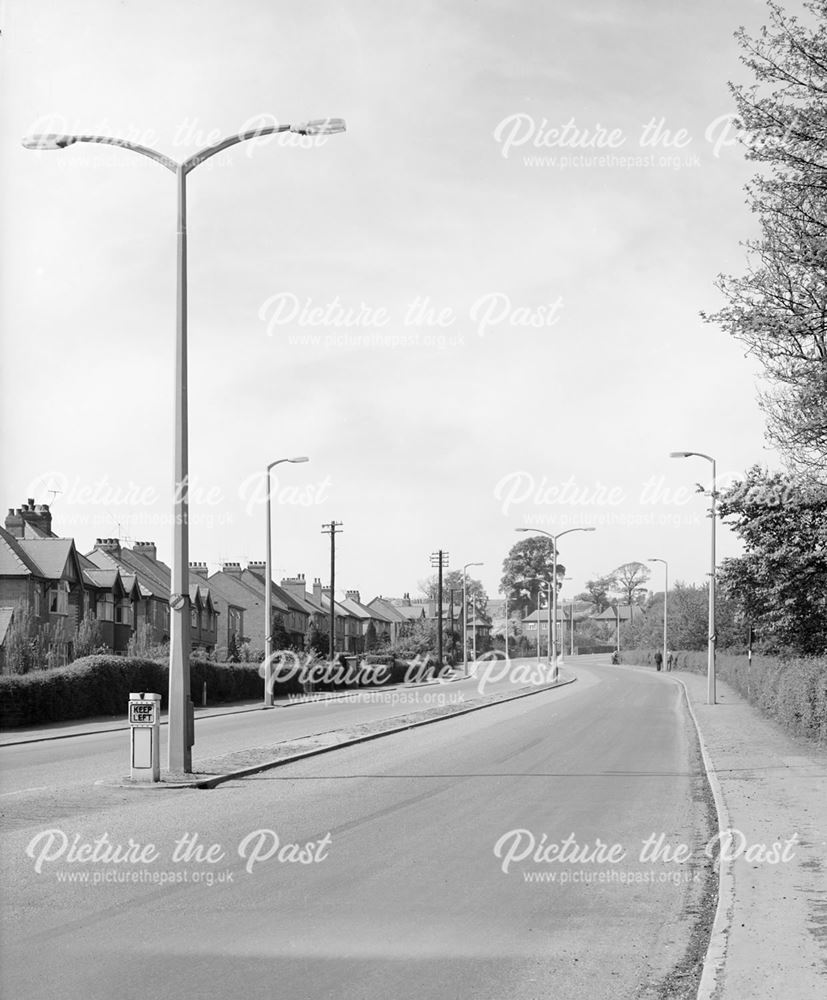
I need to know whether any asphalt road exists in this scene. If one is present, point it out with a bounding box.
[0,659,714,1000]
[0,666,539,796]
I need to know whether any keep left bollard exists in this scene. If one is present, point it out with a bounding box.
[128,692,161,783]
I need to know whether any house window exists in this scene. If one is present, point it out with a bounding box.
[190,607,198,629]
[33,588,41,617]
[48,581,69,615]
[116,601,132,626]
[228,608,241,639]
[97,594,114,621]
[527,622,537,631]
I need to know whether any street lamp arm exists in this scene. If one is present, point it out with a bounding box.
[22,133,178,172]
[182,125,291,173]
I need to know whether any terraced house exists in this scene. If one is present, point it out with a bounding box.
[0,500,137,666]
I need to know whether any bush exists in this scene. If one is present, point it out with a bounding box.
[0,655,266,728]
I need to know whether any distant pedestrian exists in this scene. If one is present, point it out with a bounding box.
[667,651,674,671]
[654,650,663,672]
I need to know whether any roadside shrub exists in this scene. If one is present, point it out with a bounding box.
[0,655,264,728]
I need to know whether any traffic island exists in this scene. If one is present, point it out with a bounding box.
[101,671,577,790]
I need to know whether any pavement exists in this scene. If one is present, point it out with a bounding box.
[621,660,827,1000]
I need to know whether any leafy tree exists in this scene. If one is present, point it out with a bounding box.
[304,620,329,657]
[421,569,491,625]
[717,466,827,654]
[365,620,378,652]
[500,537,566,615]
[391,618,438,659]
[73,611,107,660]
[2,603,55,674]
[270,612,291,651]
[127,622,169,661]
[227,631,240,663]
[703,2,827,480]
[611,562,651,607]
[574,575,615,613]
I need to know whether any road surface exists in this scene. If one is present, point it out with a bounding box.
[0,659,714,1000]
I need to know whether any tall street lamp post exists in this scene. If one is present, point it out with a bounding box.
[516,527,596,681]
[264,456,309,707]
[670,451,717,704]
[24,118,346,771]
[648,557,668,673]
[462,561,483,677]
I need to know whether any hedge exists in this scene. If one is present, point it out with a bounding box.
[0,651,443,727]
[0,655,274,728]
[623,648,827,744]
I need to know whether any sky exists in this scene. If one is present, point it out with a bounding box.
[0,0,793,606]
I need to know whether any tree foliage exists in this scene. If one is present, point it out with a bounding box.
[500,536,566,616]
[2,603,55,674]
[704,1,827,479]
[611,562,651,607]
[717,466,827,654]
[73,611,107,660]
[270,612,291,651]
[574,575,616,613]
[421,570,490,624]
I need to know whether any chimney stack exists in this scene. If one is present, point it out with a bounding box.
[5,499,53,538]
[133,541,157,562]
[94,537,121,556]
[221,561,242,575]
[345,589,361,604]
[280,574,308,600]
[189,561,209,579]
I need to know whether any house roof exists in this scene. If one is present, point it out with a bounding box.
[367,597,409,623]
[12,536,81,582]
[338,595,393,622]
[82,568,125,596]
[0,527,42,577]
[207,569,291,618]
[240,568,311,618]
[87,546,171,600]
[591,604,642,622]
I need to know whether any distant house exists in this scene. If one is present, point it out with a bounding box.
[367,596,425,642]
[206,563,311,657]
[591,604,644,626]
[338,590,395,650]
[87,538,217,654]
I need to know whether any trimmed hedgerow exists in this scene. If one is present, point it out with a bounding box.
[624,649,827,744]
[0,655,269,728]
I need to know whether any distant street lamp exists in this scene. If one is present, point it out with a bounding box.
[516,527,596,680]
[24,118,346,773]
[670,451,716,704]
[264,456,309,707]
[462,561,483,676]
[648,558,668,673]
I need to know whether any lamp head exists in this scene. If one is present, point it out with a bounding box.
[22,134,77,150]
[669,451,692,458]
[288,456,310,464]
[290,118,346,136]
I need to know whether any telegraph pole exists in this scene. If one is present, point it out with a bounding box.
[430,550,449,673]
[321,521,343,660]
